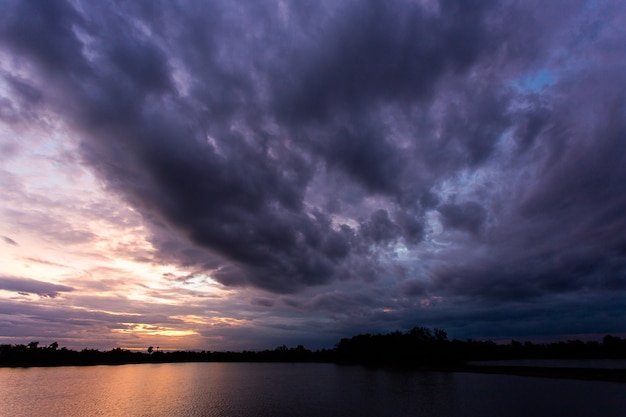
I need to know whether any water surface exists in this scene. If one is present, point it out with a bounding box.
[1,362,624,417]
[469,359,626,369]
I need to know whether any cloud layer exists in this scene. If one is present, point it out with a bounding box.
[1,0,625,348]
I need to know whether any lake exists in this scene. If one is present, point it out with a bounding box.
[469,359,626,369]
[1,362,625,417]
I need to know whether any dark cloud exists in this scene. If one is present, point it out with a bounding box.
[0,0,86,73]
[0,0,516,293]
[1,0,626,341]
[5,73,43,104]
[437,202,487,235]
[0,276,74,298]
[400,279,429,297]
[2,235,18,246]
[277,0,496,120]
[250,297,275,308]
[359,209,401,245]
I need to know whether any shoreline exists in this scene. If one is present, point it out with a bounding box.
[457,364,626,383]
[2,361,625,383]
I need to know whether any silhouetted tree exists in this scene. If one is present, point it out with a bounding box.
[407,327,434,342]
[434,328,448,342]
[3,329,626,369]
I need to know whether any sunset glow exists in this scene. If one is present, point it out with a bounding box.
[1,0,626,351]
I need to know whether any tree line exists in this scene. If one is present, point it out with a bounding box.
[2,328,625,368]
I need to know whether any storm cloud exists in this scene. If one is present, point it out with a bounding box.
[1,0,625,345]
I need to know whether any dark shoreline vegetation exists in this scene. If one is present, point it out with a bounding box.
[2,328,626,382]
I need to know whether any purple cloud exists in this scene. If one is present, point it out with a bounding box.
[0,276,74,298]
[1,0,625,346]
[2,236,18,246]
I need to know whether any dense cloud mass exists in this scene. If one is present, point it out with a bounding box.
[1,0,625,345]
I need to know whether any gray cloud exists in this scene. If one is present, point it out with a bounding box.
[0,276,74,298]
[437,202,487,235]
[2,235,18,246]
[1,0,625,342]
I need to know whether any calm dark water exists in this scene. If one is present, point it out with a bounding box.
[1,362,625,417]
[469,359,626,369]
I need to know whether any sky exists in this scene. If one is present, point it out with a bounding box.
[1,0,625,351]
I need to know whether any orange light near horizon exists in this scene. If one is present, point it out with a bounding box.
[172,314,248,327]
[419,295,442,308]
[114,323,198,337]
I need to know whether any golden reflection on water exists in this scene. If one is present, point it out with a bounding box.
[0,363,226,417]
[1,362,626,417]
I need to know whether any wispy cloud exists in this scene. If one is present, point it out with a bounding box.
[2,235,18,246]
[0,276,74,298]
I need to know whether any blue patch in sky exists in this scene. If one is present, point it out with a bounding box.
[514,70,557,92]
